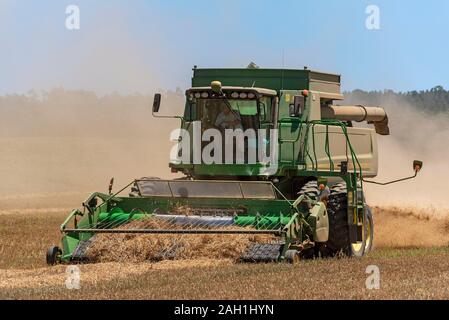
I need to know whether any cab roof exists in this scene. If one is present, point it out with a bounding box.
[191,67,341,94]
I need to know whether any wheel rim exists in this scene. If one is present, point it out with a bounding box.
[350,212,373,254]
[55,250,62,263]
[364,215,373,252]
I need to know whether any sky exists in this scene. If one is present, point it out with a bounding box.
[1,0,449,94]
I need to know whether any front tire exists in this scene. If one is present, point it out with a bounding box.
[325,182,353,256]
[323,182,374,257]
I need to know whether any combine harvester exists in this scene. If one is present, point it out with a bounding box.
[46,67,422,264]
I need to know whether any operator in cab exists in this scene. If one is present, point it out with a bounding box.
[214,105,243,130]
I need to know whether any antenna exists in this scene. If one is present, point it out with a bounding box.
[282,48,285,68]
[281,48,285,90]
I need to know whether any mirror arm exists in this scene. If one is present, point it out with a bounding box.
[151,104,183,120]
[362,171,418,186]
[152,111,184,121]
[363,160,422,186]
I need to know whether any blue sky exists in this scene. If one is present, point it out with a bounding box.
[1,0,448,94]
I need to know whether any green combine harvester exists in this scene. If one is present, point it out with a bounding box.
[46,66,422,264]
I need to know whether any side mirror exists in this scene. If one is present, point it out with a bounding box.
[289,95,305,117]
[153,93,161,113]
[413,160,423,173]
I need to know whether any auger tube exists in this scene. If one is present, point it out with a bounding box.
[321,104,389,135]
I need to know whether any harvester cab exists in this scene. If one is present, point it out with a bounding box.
[47,67,422,265]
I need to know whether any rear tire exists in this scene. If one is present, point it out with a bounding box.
[297,180,319,201]
[297,180,320,213]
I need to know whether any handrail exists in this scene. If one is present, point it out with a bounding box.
[301,120,363,178]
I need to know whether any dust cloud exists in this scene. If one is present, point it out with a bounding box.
[0,90,183,209]
[0,87,445,215]
[345,92,448,214]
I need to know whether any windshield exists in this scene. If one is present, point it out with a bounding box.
[185,96,271,131]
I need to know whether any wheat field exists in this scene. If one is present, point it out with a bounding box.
[1,206,449,300]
